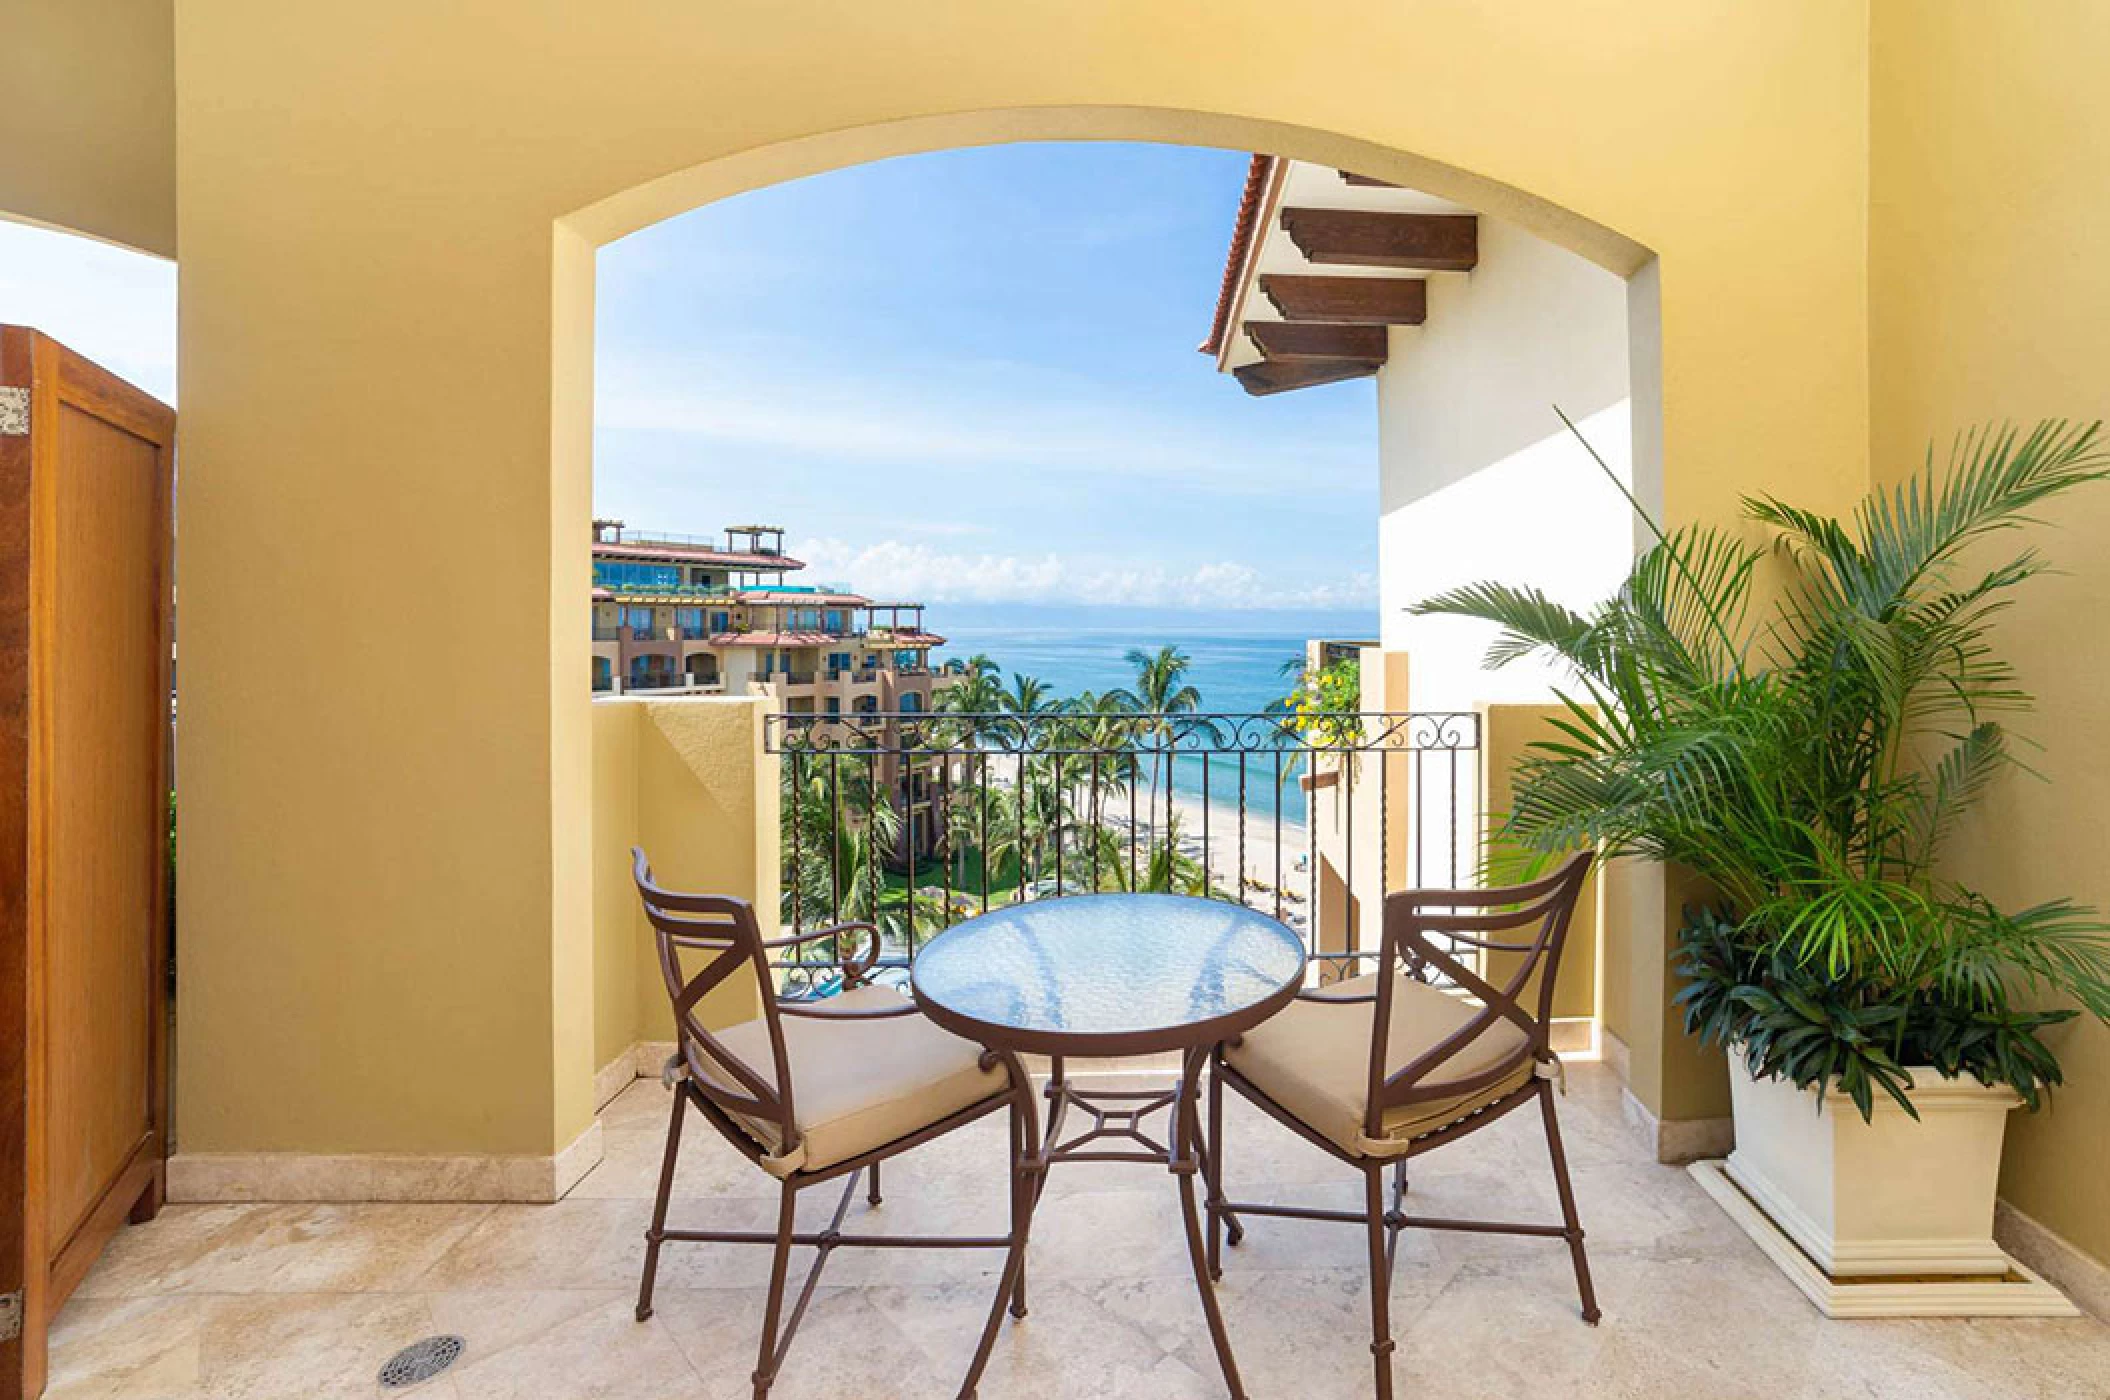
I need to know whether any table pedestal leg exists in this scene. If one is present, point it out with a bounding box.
[1175,1044,1247,1399]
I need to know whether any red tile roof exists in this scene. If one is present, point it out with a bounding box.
[1200,154,1277,357]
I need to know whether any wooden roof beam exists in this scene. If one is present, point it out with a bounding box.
[1258,274,1426,326]
[1233,359,1382,397]
[1244,321,1388,363]
[1278,209,1478,271]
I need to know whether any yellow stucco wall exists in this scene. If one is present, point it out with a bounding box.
[0,0,175,256]
[591,698,775,1078]
[630,699,779,1045]
[591,700,643,1072]
[113,1,1866,1160]
[1480,706,1598,1025]
[1870,0,2110,1266]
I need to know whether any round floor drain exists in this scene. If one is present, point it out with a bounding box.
[378,1335,465,1389]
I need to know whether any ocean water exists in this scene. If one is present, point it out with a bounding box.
[937,627,1319,830]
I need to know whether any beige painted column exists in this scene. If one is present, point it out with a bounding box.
[591,696,775,1109]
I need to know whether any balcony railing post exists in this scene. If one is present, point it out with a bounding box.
[761,709,1480,1000]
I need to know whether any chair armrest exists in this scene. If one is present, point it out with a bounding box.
[1294,986,1378,1004]
[776,996,921,1021]
[1413,929,1537,953]
[763,921,883,987]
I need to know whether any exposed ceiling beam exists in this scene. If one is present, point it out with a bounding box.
[1278,209,1479,271]
[1338,170,1397,187]
[1258,274,1427,326]
[1244,321,1388,362]
[1233,359,1382,397]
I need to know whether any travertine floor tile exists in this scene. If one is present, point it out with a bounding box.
[48,1062,2110,1399]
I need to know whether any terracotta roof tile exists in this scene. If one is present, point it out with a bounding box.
[1200,154,1277,357]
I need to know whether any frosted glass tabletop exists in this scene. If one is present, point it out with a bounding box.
[910,894,1308,1055]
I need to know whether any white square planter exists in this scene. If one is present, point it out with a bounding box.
[1723,1056,2017,1277]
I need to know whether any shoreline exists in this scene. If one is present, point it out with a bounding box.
[1111,790,1312,933]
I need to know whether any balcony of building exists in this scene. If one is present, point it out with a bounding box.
[46,691,2110,1399]
[18,8,2110,1399]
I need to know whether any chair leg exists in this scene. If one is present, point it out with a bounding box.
[635,1086,687,1322]
[1540,1082,1601,1325]
[1206,1047,1226,1279]
[1384,1159,1408,1281]
[751,1182,800,1399]
[868,1158,882,1207]
[1005,1100,1031,1320]
[962,1075,1041,1398]
[1363,1165,1396,1400]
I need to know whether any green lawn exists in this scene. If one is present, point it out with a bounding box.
[885,846,1024,907]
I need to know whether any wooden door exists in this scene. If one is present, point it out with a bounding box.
[0,327,174,1398]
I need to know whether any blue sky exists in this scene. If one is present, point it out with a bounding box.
[596,142,1378,622]
[0,221,176,401]
[1,142,1377,625]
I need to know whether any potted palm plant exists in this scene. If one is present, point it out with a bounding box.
[1414,419,2110,1283]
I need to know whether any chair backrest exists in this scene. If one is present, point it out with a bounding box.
[631,848,801,1157]
[1364,851,1594,1137]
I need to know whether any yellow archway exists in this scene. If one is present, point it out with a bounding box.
[151,4,1869,1183]
[551,109,1673,1169]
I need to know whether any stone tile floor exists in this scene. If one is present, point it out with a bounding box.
[48,1062,2110,1398]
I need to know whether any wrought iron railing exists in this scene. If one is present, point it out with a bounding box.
[765,710,1480,996]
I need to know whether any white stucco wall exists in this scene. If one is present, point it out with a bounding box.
[1376,215,1633,713]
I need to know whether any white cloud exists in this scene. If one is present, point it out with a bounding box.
[794,535,1373,612]
[593,349,1371,498]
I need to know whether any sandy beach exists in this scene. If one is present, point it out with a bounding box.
[1109,791,1312,934]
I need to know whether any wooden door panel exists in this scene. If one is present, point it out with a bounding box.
[44,403,162,1250]
[0,328,173,1399]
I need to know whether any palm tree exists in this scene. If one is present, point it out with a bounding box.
[1413,418,2110,1116]
[1063,689,1138,839]
[1111,645,1204,846]
[935,653,1005,715]
[1082,809,1207,895]
[1001,671,1055,716]
[782,753,905,948]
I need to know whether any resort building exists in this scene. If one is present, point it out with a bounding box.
[589,519,956,713]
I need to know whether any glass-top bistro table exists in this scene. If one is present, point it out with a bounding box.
[912,893,1307,1399]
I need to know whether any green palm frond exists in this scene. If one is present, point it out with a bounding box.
[1429,416,2110,1117]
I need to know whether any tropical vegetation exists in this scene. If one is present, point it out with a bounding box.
[1272,652,1363,747]
[1414,418,2110,1118]
[780,644,1232,971]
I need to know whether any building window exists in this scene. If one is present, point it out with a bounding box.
[677,606,704,639]
[900,691,924,714]
[623,606,655,635]
[825,698,841,715]
[594,560,681,589]
[828,652,851,674]
[824,609,845,633]
[710,610,730,633]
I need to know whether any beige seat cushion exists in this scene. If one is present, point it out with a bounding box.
[1225,971,1534,1158]
[696,985,1008,1177]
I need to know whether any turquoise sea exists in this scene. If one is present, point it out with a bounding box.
[936,627,1326,831]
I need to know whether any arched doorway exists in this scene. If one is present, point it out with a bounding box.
[564,113,1668,1147]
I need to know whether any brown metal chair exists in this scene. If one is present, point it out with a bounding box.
[630,849,1037,1400]
[1207,852,1599,1399]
